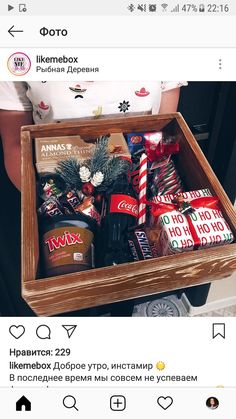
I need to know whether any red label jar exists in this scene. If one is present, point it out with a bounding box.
[40,214,97,277]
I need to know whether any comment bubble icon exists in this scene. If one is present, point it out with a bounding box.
[36,324,51,340]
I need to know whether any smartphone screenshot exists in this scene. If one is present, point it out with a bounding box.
[0,1,235,417]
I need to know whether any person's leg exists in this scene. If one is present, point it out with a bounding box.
[183,284,211,306]
[109,300,134,316]
[0,141,34,315]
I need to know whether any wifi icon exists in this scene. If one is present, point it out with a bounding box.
[161,3,168,11]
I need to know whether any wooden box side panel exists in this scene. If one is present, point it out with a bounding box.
[175,116,236,234]
[21,130,39,283]
[21,114,175,139]
[22,244,236,316]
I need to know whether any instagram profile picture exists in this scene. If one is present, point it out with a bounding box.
[206,397,219,410]
[7,52,31,76]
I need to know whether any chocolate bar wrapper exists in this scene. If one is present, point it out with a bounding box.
[59,191,82,214]
[127,229,154,261]
[144,226,161,258]
[38,197,64,218]
[75,197,101,225]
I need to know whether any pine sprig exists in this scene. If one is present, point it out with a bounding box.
[89,136,109,174]
[99,157,131,191]
[56,158,82,191]
[55,136,131,193]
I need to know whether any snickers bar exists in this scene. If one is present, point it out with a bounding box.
[127,229,153,261]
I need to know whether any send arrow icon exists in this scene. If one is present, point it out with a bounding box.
[62,325,77,338]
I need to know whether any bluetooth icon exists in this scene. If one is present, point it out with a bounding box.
[127,3,135,12]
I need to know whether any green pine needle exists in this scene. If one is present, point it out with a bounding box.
[55,136,130,193]
[56,158,82,191]
[89,136,109,174]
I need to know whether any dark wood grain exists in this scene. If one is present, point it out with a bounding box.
[21,114,174,138]
[22,244,236,316]
[176,115,236,232]
[21,113,236,316]
[21,130,39,283]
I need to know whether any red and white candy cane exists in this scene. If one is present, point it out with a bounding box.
[138,153,148,225]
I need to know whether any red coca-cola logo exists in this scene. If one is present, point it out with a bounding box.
[110,194,138,217]
[118,200,138,215]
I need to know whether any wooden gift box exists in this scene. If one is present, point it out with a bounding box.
[21,113,236,316]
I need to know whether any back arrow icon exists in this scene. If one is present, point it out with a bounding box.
[8,25,24,37]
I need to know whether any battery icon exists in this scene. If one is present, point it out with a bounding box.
[199,4,205,12]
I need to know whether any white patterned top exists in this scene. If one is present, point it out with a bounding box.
[0,81,187,124]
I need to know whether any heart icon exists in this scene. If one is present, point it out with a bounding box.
[157,396,173,410]
[9,325,25,339]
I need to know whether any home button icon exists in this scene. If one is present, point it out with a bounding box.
[16,396,31,411]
